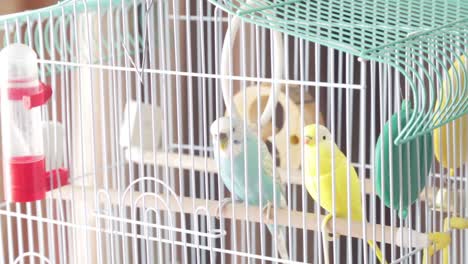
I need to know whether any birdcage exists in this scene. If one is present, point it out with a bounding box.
[0,0,467,263]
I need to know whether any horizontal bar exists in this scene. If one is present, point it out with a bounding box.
[38,59,365,90]
[124,148,440,204]
[0,206,297,264]
[237,0,303,16]
[46,185,430,248]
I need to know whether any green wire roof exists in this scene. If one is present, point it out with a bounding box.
[0,0,144,77]
[0,0,127,25]
[209,0,468,144]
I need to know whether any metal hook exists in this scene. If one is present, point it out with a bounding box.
[121,0,155,87]
[121,42,144,84]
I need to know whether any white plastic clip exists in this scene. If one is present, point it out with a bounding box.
[120,100,162,152]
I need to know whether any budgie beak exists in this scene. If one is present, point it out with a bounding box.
[304,136,314,146]
[219,133,228,150]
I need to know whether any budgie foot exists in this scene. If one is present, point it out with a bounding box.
[321,213,335,242]
[262,201,273,224]
[215,197,241,219]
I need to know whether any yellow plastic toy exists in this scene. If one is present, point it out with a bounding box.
[441,217,468,264]
[230,84,324,169]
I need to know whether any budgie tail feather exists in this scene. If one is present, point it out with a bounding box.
[367,240,388,264]
[266,224,289,260]
[266,194,289,260]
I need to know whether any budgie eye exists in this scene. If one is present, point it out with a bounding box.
[322,136,326,140]
[233,139,240,144]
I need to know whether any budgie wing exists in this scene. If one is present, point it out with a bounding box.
[305,142,334,176]
[261,141,284,186]
[334,146,365,221]
[259,138,287,207]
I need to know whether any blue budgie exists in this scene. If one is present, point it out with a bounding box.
[210,116,289,260]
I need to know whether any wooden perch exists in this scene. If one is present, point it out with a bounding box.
[124,148,438,204]
[47,185,430,249]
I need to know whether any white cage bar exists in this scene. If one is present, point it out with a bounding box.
[0,1,466,264]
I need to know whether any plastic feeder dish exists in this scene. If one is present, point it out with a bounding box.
[374,100,433,219]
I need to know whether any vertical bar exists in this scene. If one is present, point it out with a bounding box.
[239,16,251,264]
[83,2,103,263]
[378,61,386,264]
[3,20,15,264]
[345,53,352,264]
[284,31,293,264]
[359,59,368,264]
[370,60,377,264]
[314,42,322,264]
[171,0,188,262]
[254,22,266,264]
[207,4,217,261]
[111,8,120,263]
[121,2,134,262]
[95,1,110,262]
[72,2,91,263]
[214,7,226,264]
[13,19,25,264]
[59,7,78,264]
[186,0,197,262]
[25,16,37,264]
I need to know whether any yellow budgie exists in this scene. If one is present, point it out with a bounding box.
[433,55,468,175]
[303,124,386,264]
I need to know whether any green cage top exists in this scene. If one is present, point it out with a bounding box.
[208,0,468,144]
[0,0,145,77]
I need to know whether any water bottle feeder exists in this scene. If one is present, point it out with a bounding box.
[0,43,69,203]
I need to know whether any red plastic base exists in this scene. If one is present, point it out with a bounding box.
[9,155,46,203]
[7,156,70,203]
[45,168,69,191]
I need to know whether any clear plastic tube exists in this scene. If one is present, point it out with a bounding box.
[0,43,45,202]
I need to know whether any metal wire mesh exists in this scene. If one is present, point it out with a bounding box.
[208,0,468,144]
[0,0,465,264]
